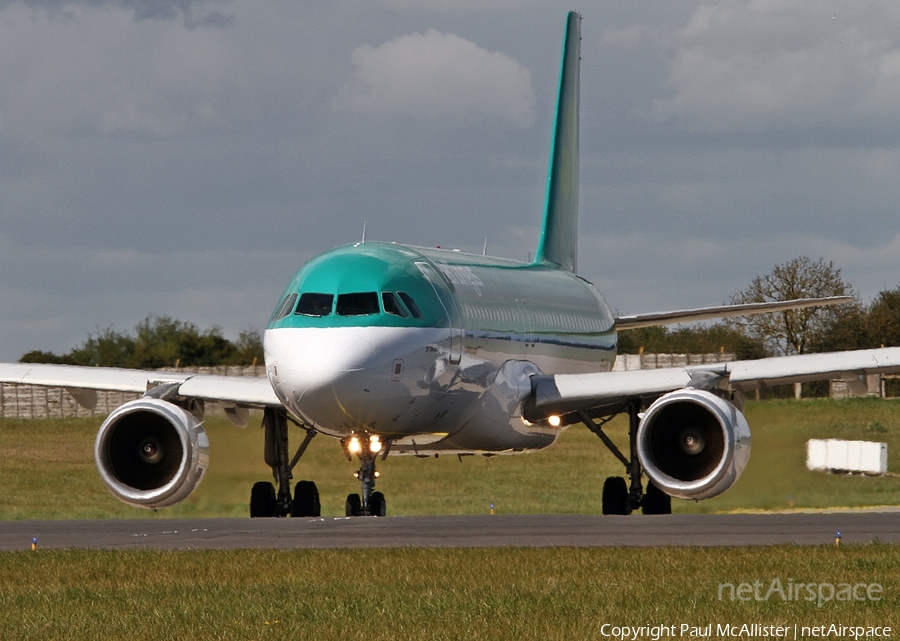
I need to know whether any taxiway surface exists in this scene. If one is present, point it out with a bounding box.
[1,513,898,551]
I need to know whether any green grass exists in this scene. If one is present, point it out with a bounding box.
[0,545,897,640]
[688,399,900,513]
[2,398,900,519]
[2,402,900,641]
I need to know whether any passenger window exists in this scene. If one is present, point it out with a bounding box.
[398,292,423,319]
[295,293,334,317]
[271,293,298,321]
[336,292,379,316]
[382,292,409,318]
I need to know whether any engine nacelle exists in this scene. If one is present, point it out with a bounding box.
[636,389,750,500]
[94,398,210,509]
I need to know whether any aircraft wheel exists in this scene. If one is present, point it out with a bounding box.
[292,480,321,517]
[345,493,362,517]
[641,481,672,515]
[369,491,386,517]
[250,481,277,518]
[601,476,629,515]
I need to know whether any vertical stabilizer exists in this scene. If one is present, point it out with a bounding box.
[533,11,580,273]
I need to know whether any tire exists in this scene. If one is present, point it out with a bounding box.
[345,493,362,517]
[292,480,321,518]
[250,481,277,518]
[369,491,386,517]
[641,481,672,515]
[601,476,629,515]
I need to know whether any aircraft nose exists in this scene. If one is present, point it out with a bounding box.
[283,329,378,396]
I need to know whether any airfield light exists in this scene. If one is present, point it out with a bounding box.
[348,437,362,454]
[547,415,561,428]
[369,435,382,454]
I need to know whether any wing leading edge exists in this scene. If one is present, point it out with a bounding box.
[531,346,900,417]
[614,296,854,330]
[0,362,280,408]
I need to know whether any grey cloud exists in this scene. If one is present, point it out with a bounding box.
[336,29,535,127]
[652,2,900,132]
[1,0,234,27]
[1,1,899,361]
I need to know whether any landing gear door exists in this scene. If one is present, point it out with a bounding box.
[415,261,463,364]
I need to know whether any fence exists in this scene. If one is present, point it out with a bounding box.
[611,352,735,371]
[830,374,898,399]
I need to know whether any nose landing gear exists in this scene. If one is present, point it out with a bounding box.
[343,434,389,516]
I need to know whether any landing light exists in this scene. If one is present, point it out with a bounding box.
[369,435,382,454]
[348,437,362,454]
[547,415,561,428]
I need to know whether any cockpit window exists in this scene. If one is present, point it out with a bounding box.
[336,292,379,316]
[271,293,298,321]
[398,292,423,319]
[295,293,334,317]
[381,292,409,318]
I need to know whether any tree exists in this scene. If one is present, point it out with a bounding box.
[617,323,766,359]
[71,327,137,367]
[18,316,264,368]
[19,350,77,365]
[233,330,265,365]
[130,317,238,368]
[811,286,900,352]
[725,257,856,356]
[866,287,900,347]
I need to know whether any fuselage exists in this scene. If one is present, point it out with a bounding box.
[264,241,616,454]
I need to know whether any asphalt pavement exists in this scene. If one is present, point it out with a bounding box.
[1,512,898,551]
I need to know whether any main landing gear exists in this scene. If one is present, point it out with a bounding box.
[250,407,321,518]
[579,400,672,516]
[342,434,388,517]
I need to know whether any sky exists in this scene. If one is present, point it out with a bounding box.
[2,0,900,361]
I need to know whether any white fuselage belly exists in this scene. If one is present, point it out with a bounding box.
[264,324,615,448]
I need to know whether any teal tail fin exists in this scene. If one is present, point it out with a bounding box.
[533,11,580,273]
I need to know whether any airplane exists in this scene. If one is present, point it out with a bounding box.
[3,11,900,518]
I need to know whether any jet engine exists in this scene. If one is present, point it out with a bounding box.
[636,389,750,500]
[94,398,210,509]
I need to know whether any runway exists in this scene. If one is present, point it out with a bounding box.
[1,512,899,551]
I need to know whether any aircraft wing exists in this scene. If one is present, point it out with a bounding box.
[614,296,853,330]
[0,362,281,408]
[531,346,900,416]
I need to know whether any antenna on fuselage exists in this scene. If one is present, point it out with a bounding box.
[361,221,367,244]
[483,238,488,256]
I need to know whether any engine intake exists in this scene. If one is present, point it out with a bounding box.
[636,389,750,500]
[94,398,210,509]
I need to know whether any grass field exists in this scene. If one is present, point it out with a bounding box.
[2,399,900,640]
[1,397,899,519]
[1,545,897,640]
